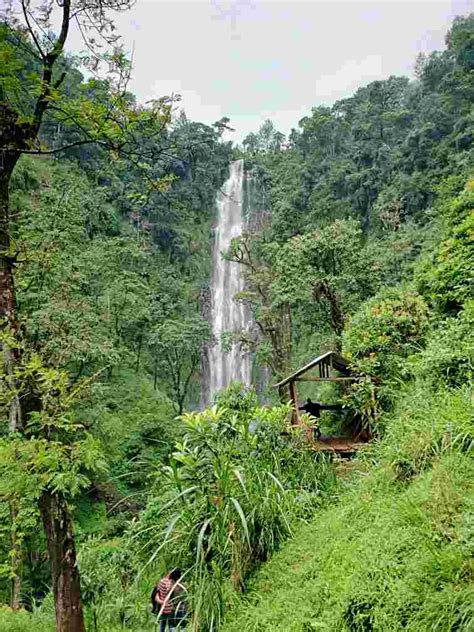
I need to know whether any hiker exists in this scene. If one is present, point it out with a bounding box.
[151,568,187,631]
[298,398,342,439]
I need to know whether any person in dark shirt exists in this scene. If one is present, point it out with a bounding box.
[298,398,342,439]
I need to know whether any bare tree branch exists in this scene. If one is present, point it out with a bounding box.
[21,0,45,59]
[32,0,71,131]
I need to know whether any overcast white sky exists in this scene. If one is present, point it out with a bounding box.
[70,0,473,141]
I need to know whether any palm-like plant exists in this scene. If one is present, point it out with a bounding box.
[133,389,335,630]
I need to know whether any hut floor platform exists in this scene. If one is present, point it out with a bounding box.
[311,436,366,454]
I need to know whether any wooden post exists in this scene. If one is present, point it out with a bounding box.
[295,376,357,382]
[289,380,300,425]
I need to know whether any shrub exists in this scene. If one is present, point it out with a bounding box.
[412,300,474,387]
[131,394,335,630]
[417,183,474,314]
[0,606,54,632]
[343,289,429,378]
[379,385,474,480]
[213,382,259,413]
[342,289,430,431]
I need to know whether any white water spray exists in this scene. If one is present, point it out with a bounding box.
[208,159,252,399]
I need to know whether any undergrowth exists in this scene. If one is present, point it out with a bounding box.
[223,385,474,632]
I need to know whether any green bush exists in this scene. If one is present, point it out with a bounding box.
[131,392,336,630]
[342,289,430,430]
[78,538,142,630]
[343,289,429,379]
[213,382,259,414]
[417,182,474,314]
[412,301,474,387]
[0,606,54,632]
[379,384,473,480]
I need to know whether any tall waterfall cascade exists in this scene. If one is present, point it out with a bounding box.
[207,159,252,401]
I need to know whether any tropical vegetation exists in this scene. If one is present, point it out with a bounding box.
[0,4,473,632]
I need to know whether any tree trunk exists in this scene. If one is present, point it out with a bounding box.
[0,168,22,432]
[313,280,345,341]
[0,170,16,321]
[10,500,21,610]
[153,358,158,390]
[39,491,86,632]
[273,301,292,402]
[135,334,142,373]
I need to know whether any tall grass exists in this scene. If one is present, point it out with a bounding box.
[222,384,474,631]
[0,606,54,632]
[132,400,336,630]
[377,383,474,479]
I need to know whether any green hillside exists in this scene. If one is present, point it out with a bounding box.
[0,7,473,632]
[223,385,474,631]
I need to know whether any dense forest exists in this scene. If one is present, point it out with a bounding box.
[0,3,473,632]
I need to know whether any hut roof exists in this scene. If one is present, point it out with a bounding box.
[274,351,352,388]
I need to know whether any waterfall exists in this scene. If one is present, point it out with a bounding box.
[207,159,252,401]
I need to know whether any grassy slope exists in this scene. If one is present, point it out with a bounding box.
[3,387,472,632]
[223,386,474,632]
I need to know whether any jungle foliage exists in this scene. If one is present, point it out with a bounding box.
[0,8,473,632]
[220,14,474,632]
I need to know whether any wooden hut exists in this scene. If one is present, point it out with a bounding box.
[274,351,366,455]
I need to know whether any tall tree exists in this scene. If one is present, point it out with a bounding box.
[150,317,210,414]
[227,232,292,397]
[0,3,172,629]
